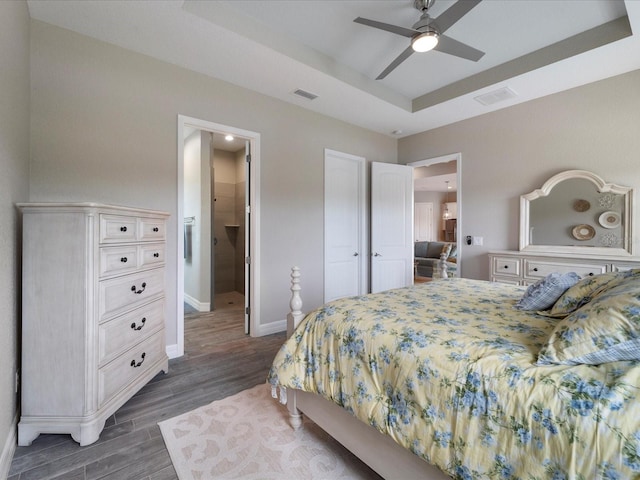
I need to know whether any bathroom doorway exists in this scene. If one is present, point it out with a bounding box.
[177,115,260,357]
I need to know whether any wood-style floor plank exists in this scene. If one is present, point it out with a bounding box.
[9,299,286,480]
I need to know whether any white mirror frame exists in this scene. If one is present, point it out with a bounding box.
[520,170,634,256]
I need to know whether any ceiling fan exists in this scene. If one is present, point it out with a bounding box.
[354,0,485,80]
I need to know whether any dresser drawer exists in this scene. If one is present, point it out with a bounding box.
[491,256,520,277]
[99,245,139,277]
[524,260,606,279]
[99,268,165,321]
[138,218,165,242]
[98,300,164,366]
[139,243,165,268]
[98,330,165,406]
[100,215,137,243]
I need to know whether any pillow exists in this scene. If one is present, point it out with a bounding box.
[425,242,446,258]
[414,241,428,258]
[537,274,640,365]
[441,243,453,258]
[448,244,457,259]
[514,272,581,311]
[546,270,635,317]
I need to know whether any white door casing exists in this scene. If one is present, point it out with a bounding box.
[371,162,414,293]
[324,149,366,302]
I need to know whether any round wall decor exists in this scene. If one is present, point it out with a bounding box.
[598,211,621,229]
[572,224,595,241]
[573,199,590,212]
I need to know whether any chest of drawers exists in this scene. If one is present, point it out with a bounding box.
[489,250,640,285]
[17,203,169,446]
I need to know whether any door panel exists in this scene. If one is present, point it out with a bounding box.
[371,162,414,293]
[324,150,365,302]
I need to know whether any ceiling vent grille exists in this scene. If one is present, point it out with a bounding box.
[293,89,318,101]
[474,87,517,106]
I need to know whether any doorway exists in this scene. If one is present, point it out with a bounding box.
[409,153,461,276]
[176,115,261,358]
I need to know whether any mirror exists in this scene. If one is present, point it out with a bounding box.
[520,170,634,256]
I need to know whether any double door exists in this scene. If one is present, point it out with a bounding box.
[324,151,413,301]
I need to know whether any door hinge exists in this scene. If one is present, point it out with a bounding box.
[245,256,251,264]
[245,306,251,315]
[246,205,251,214]
[246,153,251,163]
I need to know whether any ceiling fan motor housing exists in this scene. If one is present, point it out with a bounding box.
[414,0,436,12]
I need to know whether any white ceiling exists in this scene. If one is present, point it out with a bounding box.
[26,0,640,138]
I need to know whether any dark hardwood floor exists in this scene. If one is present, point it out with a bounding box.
[8,295,286,480]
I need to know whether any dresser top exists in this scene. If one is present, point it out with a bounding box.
[17,202,169,217]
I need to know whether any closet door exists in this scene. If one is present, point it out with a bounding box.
[324,149,366,302]
[371,162,414,293]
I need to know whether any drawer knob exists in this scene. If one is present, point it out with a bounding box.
[130,352,146,368]
[153,252,159,258]
[503,265,509,269]
[131,282,147,294]
[130,317,146,331]
[120,226,127,232]
[588,272,594,276]
[120,257,128,263]
[533,268,539,272]
[153,227,159,232]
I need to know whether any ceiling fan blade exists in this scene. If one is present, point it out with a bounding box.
[354,17,418,38]
[434,35,484,61]
[376,46,415,80]
[433,0,482,34]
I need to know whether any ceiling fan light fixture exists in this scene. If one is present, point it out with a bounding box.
[411,30,439,52]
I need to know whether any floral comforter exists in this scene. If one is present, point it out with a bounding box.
[268,278,640,479]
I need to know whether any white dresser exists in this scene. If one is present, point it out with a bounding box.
[17,203,170,446]
[489,250,640,285]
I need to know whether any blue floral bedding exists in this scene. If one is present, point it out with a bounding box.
[268,278,640,479]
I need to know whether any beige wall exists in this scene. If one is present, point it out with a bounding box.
[399,69,640,280]
[0,0,30,473]
[29,21,397,347]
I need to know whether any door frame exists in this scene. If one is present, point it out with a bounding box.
[408,153,462,276]
[176,115,261,357]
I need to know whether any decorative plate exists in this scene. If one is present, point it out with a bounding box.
[572,224,596,241]
[599,211,621,229]
[573,199,590,212]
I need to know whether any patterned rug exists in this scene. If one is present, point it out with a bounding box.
[158,384,377,479]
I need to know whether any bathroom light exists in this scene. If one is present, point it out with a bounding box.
[411,30,439,53]
[225,134,234,141]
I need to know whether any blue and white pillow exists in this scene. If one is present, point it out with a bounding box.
[515,272,581,311]
[537,273,640,365]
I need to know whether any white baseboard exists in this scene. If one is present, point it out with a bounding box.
[0,413,17,480]
[166,343,182,360]
[253,318,286,337]
[184,293,210,312]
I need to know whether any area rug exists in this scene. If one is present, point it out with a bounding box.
[158,384,377,479]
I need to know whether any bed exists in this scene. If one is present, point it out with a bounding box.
[268,267,640,479]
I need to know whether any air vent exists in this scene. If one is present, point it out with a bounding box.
[474,87,518,106]
[293,89,318,101]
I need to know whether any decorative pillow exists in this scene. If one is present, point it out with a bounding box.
[544,271,629,317]
[514,272,581,311]
[441,243,453,258]
[537,274,640,365]
[448,244,457,259]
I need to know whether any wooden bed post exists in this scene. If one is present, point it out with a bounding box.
[286,266,304,429]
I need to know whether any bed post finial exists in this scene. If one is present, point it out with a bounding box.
[287,266,304,337]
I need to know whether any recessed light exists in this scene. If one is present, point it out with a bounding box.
[225,134,234,141]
